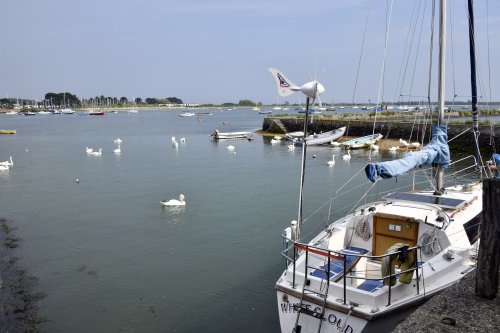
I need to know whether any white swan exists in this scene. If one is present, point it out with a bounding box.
[171,136,176,143]
[271,138,280,144]
[172,140,179,148]
[86,147,93,154]
[161,194,186,206]
[288,144,295,151]
[90,149,102,156]
[226,145,235,151]
[0,156,13,167]
[180,137,186,143]
[399,138,409,147]
[342,150,351,161]
[327,154,336,166]
[113,138,122,144]
[331,141,341,147]
[0,164,9,171]
[113,145,121,154]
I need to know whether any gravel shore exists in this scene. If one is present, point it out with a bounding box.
[393,270,500,333]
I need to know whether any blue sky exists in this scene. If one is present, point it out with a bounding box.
[1,0,499,105]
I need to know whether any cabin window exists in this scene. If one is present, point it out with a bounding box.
[388,224,402,232]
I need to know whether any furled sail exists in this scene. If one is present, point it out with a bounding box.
[365,125,450,182]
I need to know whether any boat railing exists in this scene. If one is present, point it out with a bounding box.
[281,237,423,307]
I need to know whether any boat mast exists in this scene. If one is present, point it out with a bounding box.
[297,96,310,239]
[467,0,482,168]
[434,0,446,194]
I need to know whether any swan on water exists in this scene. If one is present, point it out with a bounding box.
[327,154,336,166]
[172,140,179,148]
[0,156,13,167]
[399,138,409,147]
[342,150,351,161]
[288,144,295,150]
[113,138,122,144]
[271,138,280,144]
[161,194,186,206]
[0,165,9,171]
[90,149,102,156]
[86,147,93,154]
[226,145,235,151]
[180,137,186,143]
[331,141,341,147]
[171,136,176,143]
[113,145,121,154]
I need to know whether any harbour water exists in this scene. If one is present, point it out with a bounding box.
[0,109,476,332]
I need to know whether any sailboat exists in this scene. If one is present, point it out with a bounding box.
[275,2,485,332]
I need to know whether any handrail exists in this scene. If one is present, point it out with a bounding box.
[281,235,424,306]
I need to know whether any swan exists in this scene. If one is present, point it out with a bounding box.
[180,137,186,143]
[288,144,295,150]
[86,147,93,154]
[161,194,186,206]
[271,139,280,144]
[172,140,179,148]
[0,164,9,171]
[90,149,102,156]
[226,145,235,151]
[113,145,121,154]
[331,141,341,147]
[113,138,122,144]
[399,138,409,147]
[171,136,176,143]
[342,150,351,161]
[388,146,399,152]
[0,156,13,167]
[327,154,336,166]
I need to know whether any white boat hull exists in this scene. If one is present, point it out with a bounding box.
[277,291,367,333]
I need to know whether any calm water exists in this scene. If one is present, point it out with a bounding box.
[0,109,474,332]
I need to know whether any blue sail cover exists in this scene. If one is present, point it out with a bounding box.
[365,125,450,182]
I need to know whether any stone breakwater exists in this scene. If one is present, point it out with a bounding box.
[0,218,46,332]
[262,117,500,151]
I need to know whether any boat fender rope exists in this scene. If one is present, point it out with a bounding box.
[354,215,371,241]
[420,231,441,256]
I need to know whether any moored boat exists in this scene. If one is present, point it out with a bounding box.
[178,112,195,117]
[342,133,383,149]
[211,129,252,140]
[291,127,346,146]
[272,2,487,331]
[88,110,104,115]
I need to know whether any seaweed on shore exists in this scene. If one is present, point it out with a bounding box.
[1,218,47,332]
